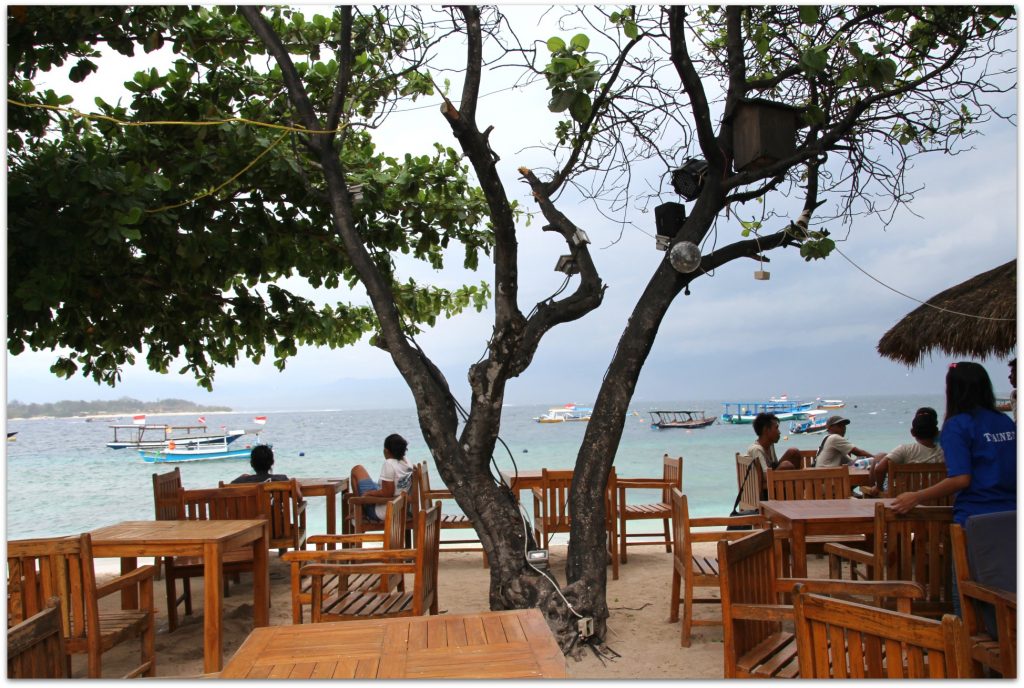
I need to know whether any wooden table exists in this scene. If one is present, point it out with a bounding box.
[760,498,894,577]
[297,477,349,537]
[848,467,872,487]
[220,608,565,679]
[90,519,270,674]
[499,469,566,499]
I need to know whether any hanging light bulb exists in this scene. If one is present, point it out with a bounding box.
[669,241,701,273]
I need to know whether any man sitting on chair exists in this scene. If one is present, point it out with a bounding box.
[230,445,289,484]
[748,413,802,489]
[813,416,874,467]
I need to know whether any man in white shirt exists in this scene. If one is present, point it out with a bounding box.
[814,415,874,467]
[746,413,802,483]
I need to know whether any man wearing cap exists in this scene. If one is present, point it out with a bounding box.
[813,415,875,468]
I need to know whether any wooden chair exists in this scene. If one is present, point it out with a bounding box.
[886,463,953,505]
[304,503,442,622]
[951,521,1017,678]
[792,587,972,678]
[617,454,683,564]
[798,449,817,468]
[7,597,68,678]
[734,453,763,512]
[669,488,765,647]
[259,478,307,553]
[417,464,487,567]
[531,469,575,548]
[717,527,924,678]
[165,484,263,631]
[766,466,850,500]
[281,493,407,624]
[825,503,955,618]
[7,533,156,679]
[347,463,421,547]
[152,468,184,579]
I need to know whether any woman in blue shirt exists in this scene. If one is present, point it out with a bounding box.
[892,361,1016,522]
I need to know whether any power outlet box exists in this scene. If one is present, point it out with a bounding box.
[526,549,549,566]
[577,617,594,638]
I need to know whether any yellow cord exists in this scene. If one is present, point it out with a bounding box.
[7,98,346,135]
[146,131,290,213]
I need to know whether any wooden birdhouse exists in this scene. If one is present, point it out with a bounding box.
[730,99,807,172]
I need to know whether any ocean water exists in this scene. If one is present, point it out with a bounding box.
[5,394,944,541]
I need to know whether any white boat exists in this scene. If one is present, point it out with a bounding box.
[790,410,830,434]
[107,424,245,450]
[533,404,592,423]
[816,398,846,410]
[138,436,264,463]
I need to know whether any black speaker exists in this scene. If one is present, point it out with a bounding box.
[654,202,687,240]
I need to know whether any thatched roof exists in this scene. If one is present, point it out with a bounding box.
[877,259,1017,366]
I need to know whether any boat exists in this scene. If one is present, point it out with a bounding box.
[107,423,245,450]
[815,398,846,410]
[720,400,815,424]
[138,436,264,463]
[790,410,830,434]
[533,404,592,423]
[995,397,1013,412]
[7,431,17,441]
[649,410,716,429]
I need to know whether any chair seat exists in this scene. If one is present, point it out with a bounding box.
[623,503,670,518]
[970,634,1003,667]
[67,610,150,653]
[322,589,415,619]
[737,631,799,678]
[691,555,720,577]
[440,513,472,528]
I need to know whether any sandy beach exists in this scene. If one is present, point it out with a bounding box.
[81,540,773,679]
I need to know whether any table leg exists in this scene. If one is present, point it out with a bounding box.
[325,486,337,549]
[203,542,224,674]
[119,556,139,609]
[791,522,808,578]
[253,523,270,627]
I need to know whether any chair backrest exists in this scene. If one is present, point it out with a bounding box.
[798,450,817,469]
[539,469,575,534]
[413,503,442,616]
[152,468,183,520]
[7,534,98,650]
[887,463,952,504]
[184,484,262,521]
[661,455,683,501]
[409,462,427,515]
[670,488,692,573]
[7,598,68,678]
[734,453,762,511]
[717,528,783,677]
[767,466,850,500]
[873,504,955,616]
[259,479,307,551]
[792,588,971,678]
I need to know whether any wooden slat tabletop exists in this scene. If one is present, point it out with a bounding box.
[760,498,895,524]
[220,609,566,679]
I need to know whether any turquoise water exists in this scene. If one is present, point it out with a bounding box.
[5,394,944,541]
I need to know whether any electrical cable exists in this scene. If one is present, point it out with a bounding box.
[834,247,1014,322]
[517,501,583,619]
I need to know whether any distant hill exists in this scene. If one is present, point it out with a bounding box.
[7,397,232,419]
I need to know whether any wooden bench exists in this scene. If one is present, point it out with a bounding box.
[950,522,1017,678]
[304,503,441,622]
[7,598,68,678]
[7,533,156,679]
[825,503,954,618]
[792,586,972,677]
[281,494,407,624]
[718,527,924,678]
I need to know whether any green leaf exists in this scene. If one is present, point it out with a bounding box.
[570,33,590,51]
[623,20,639,39]
[546,36,566,53]
[119,227,142,240]
[569,92,592,122]
[548,89,576,113]
[798,6,819,25]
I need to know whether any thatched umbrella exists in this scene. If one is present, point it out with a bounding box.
[877,259,1017,366]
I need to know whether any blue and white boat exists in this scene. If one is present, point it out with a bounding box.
[720,399,815,424]
[790,410,830,434]
[138,435,264,463]
[108,423,245,450]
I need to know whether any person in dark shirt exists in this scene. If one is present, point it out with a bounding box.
[230,444,288,484]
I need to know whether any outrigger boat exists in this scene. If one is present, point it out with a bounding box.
[649,410,716,430]
[138,435,263,463]
[790,409,830,434]
[533,404,592,423]
[815,398,846,410]
[720,400,815,424]
[107,423,244,450]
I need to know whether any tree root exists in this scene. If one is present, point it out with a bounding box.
[585,638,622,665]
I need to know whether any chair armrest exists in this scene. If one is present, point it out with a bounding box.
[95,564,157,599]
[424,488,454,501]
[691,515,767,529]
[777,577,924,600]
[302,561,415,578]
[617,479,675,490]
[292,547,419,565]
[729,603,793,622]
[824,542,874,567]
[960,580,1017,608]
[348,495,392,506]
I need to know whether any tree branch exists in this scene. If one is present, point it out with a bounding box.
[668,6,721,168]
[325,5,353,137]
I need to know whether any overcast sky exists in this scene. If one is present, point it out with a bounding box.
[4,7,1019,412]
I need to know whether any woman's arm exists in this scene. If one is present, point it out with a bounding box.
[891,474,970,513]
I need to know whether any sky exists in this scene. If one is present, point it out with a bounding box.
[4,7,1019,413]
